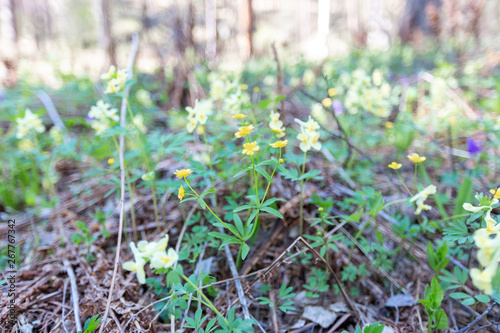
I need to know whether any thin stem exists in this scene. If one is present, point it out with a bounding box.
[413,163,418,195]
[383,198,409,210]
[299,151,307,235]
[181,274,229,325]
[202,130,218,212]
[112,136,137,239]
[396,169,412,195]
[184,179,239,239]
[125,98,160,229]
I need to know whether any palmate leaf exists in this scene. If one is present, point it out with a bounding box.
[443,220,471,244]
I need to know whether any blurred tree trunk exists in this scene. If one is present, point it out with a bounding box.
[238,0,253,59]
[94,0,116,67]
[317,0,330,57]
[205,0,217,66]
[0,0,18,86]
[399,0,441,43]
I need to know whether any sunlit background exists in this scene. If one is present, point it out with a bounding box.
[1,0,499,85]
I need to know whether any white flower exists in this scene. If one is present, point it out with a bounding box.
[470,263,497,295]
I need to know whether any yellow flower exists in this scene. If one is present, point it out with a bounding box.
[253,87,260,93]
[385,121,394,129]
[322,98,332,108]
[242,141,259,155]
[240,84,248,90]
[270,140,288,148]
[328,88,337,97]
[235,125,254,138]
[407,153,426,163]
[178,185,185,200]
[233,114,247,119]
[388,162,401,170]
[108,158,115,165]
[174,169,193,179]
[490,188,500,199]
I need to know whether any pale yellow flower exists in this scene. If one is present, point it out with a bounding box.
[233,114,247,119]
[328,88,337,97]
[485,211,500,235]
[122,242,146,284]
[242,141,259,155]
[473,228,500,266]
[410,185,436,215]
[470,263,497,295]
[150,248,179,270]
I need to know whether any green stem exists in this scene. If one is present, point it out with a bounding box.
[413,163,418,195]
[299,151,307,235]
[396,169,412,195]
[125,98,160,229]
[184,179,239,238]
[202,130,218,212]
[181,274,228,325]
[382,198,409,210]
[112,136,138,239]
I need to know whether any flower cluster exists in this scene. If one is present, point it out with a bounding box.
[101,65,127,94]
[410,185,436,215]
[122,235,179,284]
[186,99,213,134]
[87,100,119,135]
[269,111,286,138]
[464,194,500,295]
[16,109,45,139]
[463,194,499,235]
[294,116,321,152]
[336,69,394,117]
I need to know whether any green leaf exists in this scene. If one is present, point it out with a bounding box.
[261,198,285,207]
[255,166,272,182]
[234,205,255,213]
[449,292,470,299]
[197,198,206,210]
[260,206,283,219]
[474,294,490,303]
[241,243,250,260]
[461,297,475,306]
[433,309,448,330]
[453,177,473,216]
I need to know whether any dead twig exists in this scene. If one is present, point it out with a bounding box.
[98,33,139,333]
[455,302,496,333]
[62,260,82,332]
